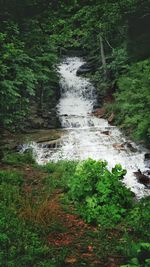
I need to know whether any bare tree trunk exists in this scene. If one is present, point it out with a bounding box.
[99,35,107,79]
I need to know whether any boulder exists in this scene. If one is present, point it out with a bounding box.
[101,130,110,136]
[76,63,93,76]
[124,142,138,153]
[134,169,150,186]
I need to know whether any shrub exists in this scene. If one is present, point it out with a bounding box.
[67,159,134,226]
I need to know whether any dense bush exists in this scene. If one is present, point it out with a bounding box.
[67,158,134,226]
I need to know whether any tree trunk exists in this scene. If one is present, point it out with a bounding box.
[99,35,107,79]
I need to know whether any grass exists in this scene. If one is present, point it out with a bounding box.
[2,150,35,165]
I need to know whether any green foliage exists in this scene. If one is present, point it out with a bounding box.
[0,170,24,186]
[0,166,67,266]
[0,169,48,266]
[126,197,150,240]
[120,242,150,267]
[2,151,35,165]
[40,160,78,190]
[108,47,129,78]
[112,59,150,145]
[0,0,149,145]
[0,202,51,266]
[67,159,133,226]
[0,31,36,129]
[0,15,58,130]
[117,197,150,267]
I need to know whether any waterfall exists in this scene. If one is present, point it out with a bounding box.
[23,57,150,198]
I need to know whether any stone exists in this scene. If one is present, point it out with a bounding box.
[113,143,125,151]
[134,169,150,186]
[108,112,115,123]
[76,63,93,76]
[145,153,150,160]
[92,107,106,118]
[125,142,138,152]
[101,130,110,136]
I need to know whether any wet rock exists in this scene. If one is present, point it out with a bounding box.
[93,104,101,110]
[92,108,106,118]
[144,153,150,168]
[108,112,115,123]
[124,142,138,152]
[134,169,150,187]
[88,120,94,127]
[144,170,150,175]
[113,143,125,151]
[145,153,150,160]
[101,130,110,136]
[76,63,93,76]
[15,144,23,152]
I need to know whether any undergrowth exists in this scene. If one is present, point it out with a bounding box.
[0,153,149,266]
[2,150,35,165]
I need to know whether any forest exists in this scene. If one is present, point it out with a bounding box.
[0,0,150,266]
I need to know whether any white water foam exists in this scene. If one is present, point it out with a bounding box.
[23,57,150,198]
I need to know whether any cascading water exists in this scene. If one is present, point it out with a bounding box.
[23,57,150,198]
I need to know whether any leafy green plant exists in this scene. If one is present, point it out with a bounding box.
[120,243,150,267]
[67,159,134,226]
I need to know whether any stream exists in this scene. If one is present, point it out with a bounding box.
[23,57,150,198]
